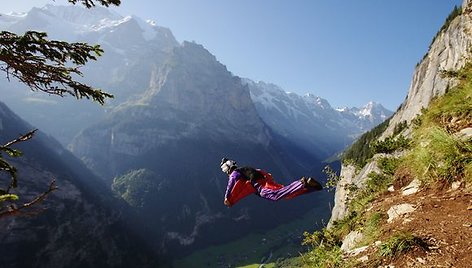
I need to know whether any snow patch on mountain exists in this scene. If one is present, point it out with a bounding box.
[0,4,167,43]
[244,78,394,157]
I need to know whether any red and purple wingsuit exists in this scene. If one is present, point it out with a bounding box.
[224,167,317,207]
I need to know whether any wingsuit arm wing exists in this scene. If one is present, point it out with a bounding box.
[224,171,238,200]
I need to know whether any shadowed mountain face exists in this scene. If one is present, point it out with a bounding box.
[70,42,331,256]
[0,102,160,268]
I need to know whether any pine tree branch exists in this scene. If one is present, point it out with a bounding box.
[2,129,37,148]
[1,130,38,191]
[68,0,121,8]
[0,31,113,104]
[0,179,58,218]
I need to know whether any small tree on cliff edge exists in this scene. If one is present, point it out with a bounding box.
[0,0,121,218]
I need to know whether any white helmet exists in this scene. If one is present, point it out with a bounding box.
[220,158,237,174]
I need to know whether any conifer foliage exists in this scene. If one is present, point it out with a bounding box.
[0,31,113,104]
[0,0,120,218]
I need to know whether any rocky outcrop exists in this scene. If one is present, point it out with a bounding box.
[382,0,472,138]
[328,156,382,227]
[387,204,416,223]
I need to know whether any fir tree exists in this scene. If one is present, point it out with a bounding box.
[0,0,121,218]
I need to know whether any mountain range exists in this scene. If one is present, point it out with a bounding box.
[0,5,391,150]
[0,4,392,266]
[245,79,392,158]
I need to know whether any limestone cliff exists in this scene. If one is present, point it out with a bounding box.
[382,0,472,138]
[330,0,472,228]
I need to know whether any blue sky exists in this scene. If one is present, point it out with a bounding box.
[0,0,464,110]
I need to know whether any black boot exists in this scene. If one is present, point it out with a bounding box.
[305,177,323,191]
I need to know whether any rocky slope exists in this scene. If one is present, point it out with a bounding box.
[0,102,160,268]
[331,0,472,226]
[322,1,472,267]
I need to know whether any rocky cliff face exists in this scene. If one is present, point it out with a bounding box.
[0,102,159,268]
[70,42,275,179]
[328,155,384,227]
[330,0,472,231]
[382,0,472,138]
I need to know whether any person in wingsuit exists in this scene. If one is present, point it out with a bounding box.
[220,158,323,207]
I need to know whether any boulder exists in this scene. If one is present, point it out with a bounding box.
[387,203,416,223]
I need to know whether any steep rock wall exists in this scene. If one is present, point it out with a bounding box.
[330,0,472,227]
[382,0,472,138]
[328,157,381,227]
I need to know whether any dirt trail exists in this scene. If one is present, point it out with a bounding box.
[360,183,472,267]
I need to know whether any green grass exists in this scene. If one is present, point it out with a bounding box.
[360,212,384,246]
[403,127,472,183]
[378,232,423,258]
[301,228,344,268]
[300,244,343,268]
[466,162,472,185]
[301,169,391,267]
[400,67,472,184]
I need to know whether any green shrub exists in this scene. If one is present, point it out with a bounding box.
[302,230,343,268]
[393,121,408,136]
[330,211,361,239]
[366,172,392,193]
[323,165,341,191]
[371,135,411,154]
[342,118,391,168]
[378,157,401,176]
[347,172,391,217]
[301,245,343,268]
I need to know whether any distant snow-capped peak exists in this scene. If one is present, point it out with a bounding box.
[244,77,393,131]
[0,4,167,42]
[354,101,390,121]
